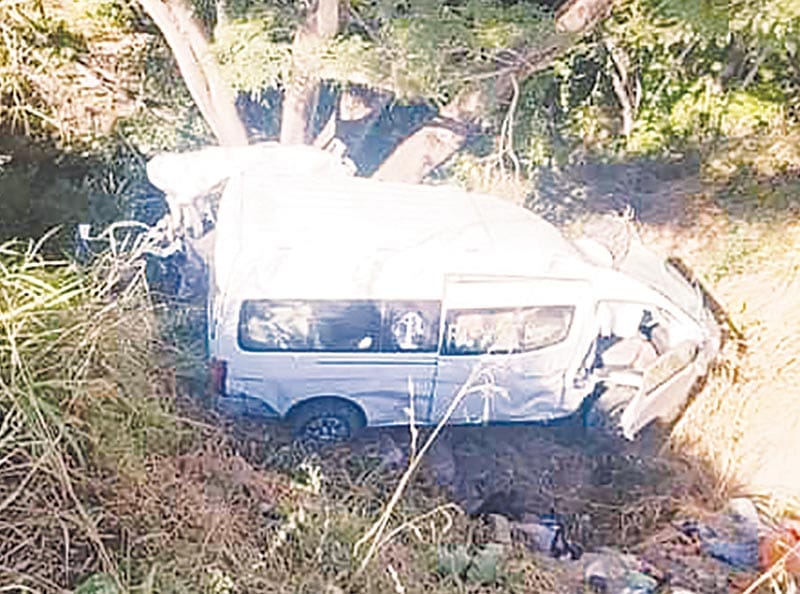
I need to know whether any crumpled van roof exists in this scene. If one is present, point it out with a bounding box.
[214,171,591,300]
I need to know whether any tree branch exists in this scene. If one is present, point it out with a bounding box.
[137,0,248,146]
[372,0,615,183]
[280,0,340,144]
[372,35,569,183]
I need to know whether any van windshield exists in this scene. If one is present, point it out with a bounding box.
[238,299,440,353]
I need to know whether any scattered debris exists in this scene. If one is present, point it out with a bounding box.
[760,519,800,575]
[437,543,506,585]
[679,498,761,570]
[637,522,748,593]
[511,513,583,560]
[583,549,662,594]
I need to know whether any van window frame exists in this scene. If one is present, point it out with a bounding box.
[440,305,576,357]
[237,298,441,354]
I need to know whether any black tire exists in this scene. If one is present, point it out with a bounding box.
[288,398,365,445]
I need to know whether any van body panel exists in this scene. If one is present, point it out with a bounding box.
[619,344,704,439]
[286,352,437,425]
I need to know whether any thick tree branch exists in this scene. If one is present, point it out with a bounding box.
[137,0,248,146]
[605,37,637,137]
[372,0,615,183]
[280,0,340,144]
[555,0,614,33]
[372,36,569,183]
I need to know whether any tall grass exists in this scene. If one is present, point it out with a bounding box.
[0,233,497,593]
[0,231,181,590]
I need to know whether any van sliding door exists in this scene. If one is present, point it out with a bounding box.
[432,277,591,425]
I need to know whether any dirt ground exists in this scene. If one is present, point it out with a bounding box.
[321,416,744,593]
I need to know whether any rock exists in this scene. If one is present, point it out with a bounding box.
[512,519,559,553]
[510,513,583,560]
[487,513,513,545]
[583,550,660,594]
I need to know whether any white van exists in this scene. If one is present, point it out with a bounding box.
[193,156,720,443]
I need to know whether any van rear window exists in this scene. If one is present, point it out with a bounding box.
[442,306,574,356]
[238,299,440,353]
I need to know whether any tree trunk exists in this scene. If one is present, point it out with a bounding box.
[137,0,248,146]
[372,0,615,183]
[280,0,340,144]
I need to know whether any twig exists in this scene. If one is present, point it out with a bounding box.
[741,540,800,594]
[741,47,767,90]
[378,503,462,549]
[354,365,484,574]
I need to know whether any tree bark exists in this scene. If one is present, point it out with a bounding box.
[137,0,248,146]
[372,0,615,183]
[280,0,340,144]
[605,37,638,137]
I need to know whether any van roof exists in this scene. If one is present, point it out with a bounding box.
[214,172,589,300]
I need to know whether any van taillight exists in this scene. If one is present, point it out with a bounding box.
[209,358,228,396]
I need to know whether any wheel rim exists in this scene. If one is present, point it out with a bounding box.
[303,415,350,442]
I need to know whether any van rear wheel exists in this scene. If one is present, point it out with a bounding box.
[289,398,365,444]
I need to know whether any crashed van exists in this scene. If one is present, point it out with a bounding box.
[147,144,720,443]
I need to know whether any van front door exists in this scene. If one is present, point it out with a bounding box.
[617,340,701,439]
[432,277,592,425]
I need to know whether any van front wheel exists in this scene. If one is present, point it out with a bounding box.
[289,398,365,444]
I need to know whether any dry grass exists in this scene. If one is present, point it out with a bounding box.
[650,214,800,510]
[638,194,800,590]
[7,168,800,592]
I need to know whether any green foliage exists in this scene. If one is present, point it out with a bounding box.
[213,0,553,101]
[74,573,121,594]
[504,0,800,170]
[438,543,507,585]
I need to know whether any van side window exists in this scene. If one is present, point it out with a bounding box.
[239,300,313,351]
[383,301,440,352]
[239,300,380,352]
[238,299,440,353]
[442,306,574,356]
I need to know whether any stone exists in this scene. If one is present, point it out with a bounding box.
[487,513,512,545]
